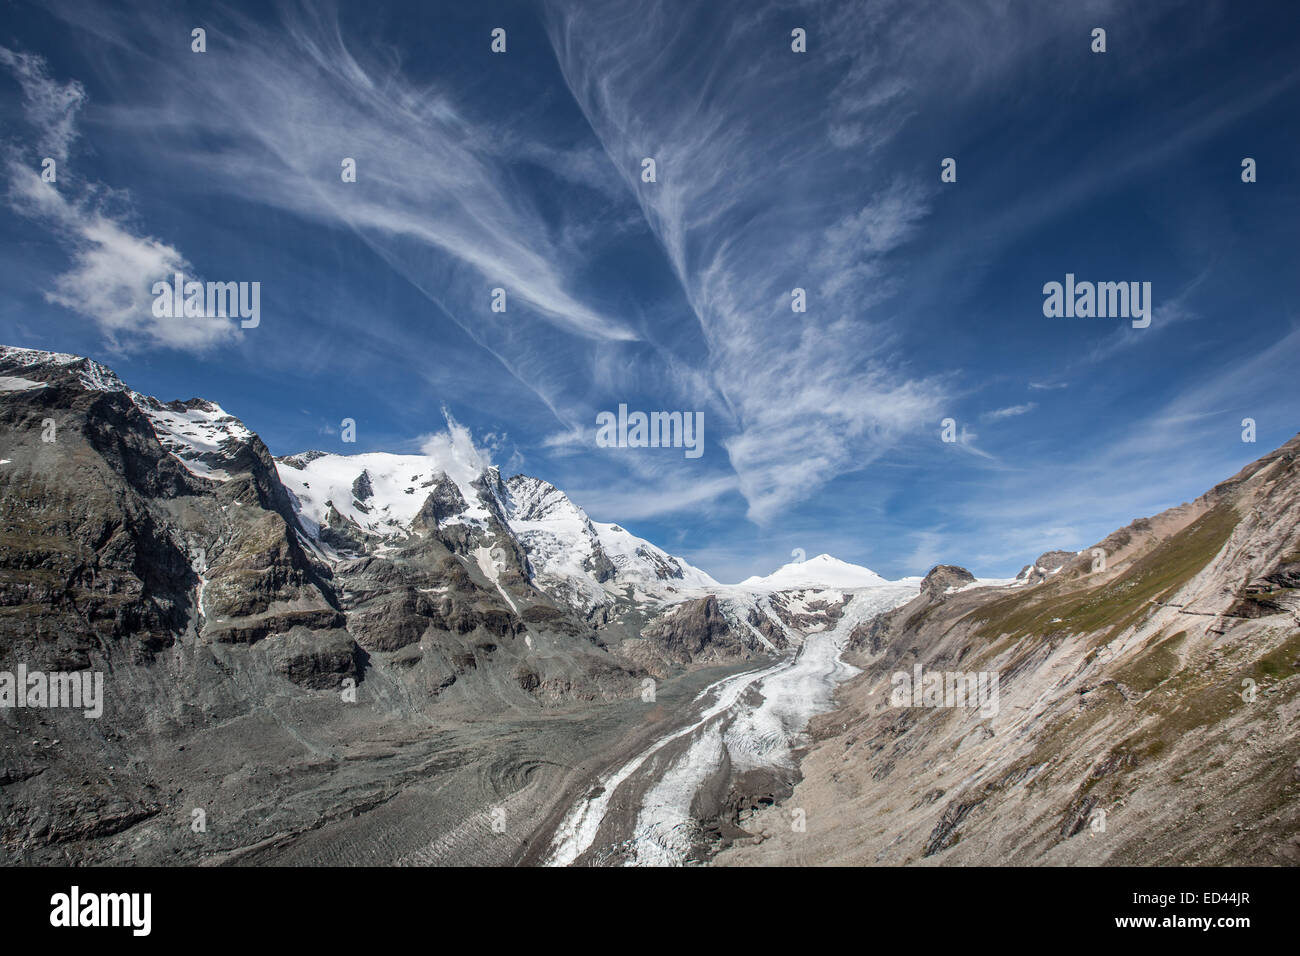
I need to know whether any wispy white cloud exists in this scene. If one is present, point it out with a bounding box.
[546,0,953,523]
[0,47,237,352]
[1077,267,1213,367]
[1081,294,1199,365]
[567,472,740,522]
[902,529,946,574]
[981,402,1037,422]
[75,7,637,349]
[0,46,84,162]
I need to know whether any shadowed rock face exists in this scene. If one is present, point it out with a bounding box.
[0,351,362,670]
[641,595,747,664]
[747,607,789,650]
[719,434,1300,868]
[1,369,202,661]
[350,470,374,502]
[412,474,468,529]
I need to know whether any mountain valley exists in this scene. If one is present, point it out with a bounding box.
[2,344,1297,867]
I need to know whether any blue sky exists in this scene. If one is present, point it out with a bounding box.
[2,0,1298,583]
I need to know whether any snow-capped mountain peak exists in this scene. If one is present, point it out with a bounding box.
[270,451,720,615]
[274,450,497,540]
[0,346,258,482]
[0,345,128,392]
[737,553,888,591]
[503,474,718,610]
[129,395,255,482]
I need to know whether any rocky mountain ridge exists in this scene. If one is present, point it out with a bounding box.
[2,344,880,706]
[0,344,898,862]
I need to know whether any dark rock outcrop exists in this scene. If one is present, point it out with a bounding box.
[640,595,751,665]
[920,565,976,600]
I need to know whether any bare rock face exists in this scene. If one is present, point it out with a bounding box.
[765,590,848,633]
[848,567,974,655]
[583,547,618,584]
[920,565,976,600]
[747,607,789,650]
[199,510,345,645]
[350,469,374,502]
[643,595,740,662]
[0,360,204,660]
[335,555,437,652]
[622,595,767,677]
[411,473,468,530]
[1015,550,1081,585]
[262,627,364,689]
[1263,558,1300,589]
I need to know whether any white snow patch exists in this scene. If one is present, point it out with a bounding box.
[474,545,521,615]
[0,375,46,392]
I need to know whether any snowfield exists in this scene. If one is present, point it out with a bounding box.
[277,450,496,534]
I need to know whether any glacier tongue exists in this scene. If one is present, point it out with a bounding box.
[547,583,921,867]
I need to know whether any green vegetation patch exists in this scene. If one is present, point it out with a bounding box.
[969,504,1239,644]
[1113,630,1187,693]
[1254,629,1300,680]
[1124,628,1300,758]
